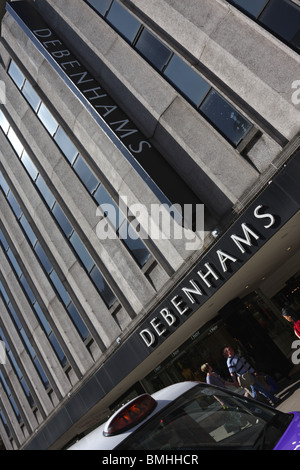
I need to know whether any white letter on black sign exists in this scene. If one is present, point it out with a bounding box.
[140,329,155,347]
[217,250,237,273]
[231,223,260,254]
[254,205,275,229]
[197,263,219,288]
[33,28,53,38]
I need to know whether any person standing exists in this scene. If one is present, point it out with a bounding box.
[281,305,300,338]
[223,345,278,406]
[201,363,234,389]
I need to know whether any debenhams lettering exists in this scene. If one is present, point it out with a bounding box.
[139,205,275,347]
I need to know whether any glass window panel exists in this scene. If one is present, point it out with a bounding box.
[200,90,252,146]
[20,151,39,181]
[7,191,22,219]
[164,55,211,107]
[0,230,9,251]
[73,155,99,193]
[36,175,56,208]
[33,357,50,388]
[37,103,58,136]
[33,302,52,336]
[0,282,10,305]
[20,215,37,247]
[0,172,9,195]
[7,127,24,157]
[49,332,67,367]
[94,184,125,229]
[135,29,172,71]
[34,242,53,274]
[20,274,36,304]
[22,80,41,112]
[8,61,25,89]
[7,249,22,277]
[86,0,112,16]
[259,0,300,44]
[49,270,71,306]
[69,231,95,272]
[119,221,151,267]
[106,1,142,43]
[90,265,116,307]
[229,0,268,18]
[7,303,22,330]
[0,111,9,134]
[54,126,78,164]
[52,203,74,238]
[67,303,90,341]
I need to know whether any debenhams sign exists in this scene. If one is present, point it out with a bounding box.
[138,203,278,348]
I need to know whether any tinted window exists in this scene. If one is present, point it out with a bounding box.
[49,270,71,306]
[200,90,252,146]
[259,0,300,44]
[69,231,95,272]
[106,1,141,43]
[135,29,172,71]
[52,203,74,238]
[36,175,56,208]
[8,61,25,89]
[90,265,116,307]
[229,0,268,18]
[21,151,39,181]
[94,184,125,229]
[54,126,78,164]
[73,155,99,193]
[86,0,112,16]
[20,215,37,247]
[119,221,151,267]
[22,80,41,111]
[7,191,22,219]
[37,103,58,135]
[164,55,211,107]
[34,242,53,274]
[67,303,90,340]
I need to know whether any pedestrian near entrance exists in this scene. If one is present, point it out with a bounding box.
[201,363,233,389]
[281,304,300,339]
[223,346,278,406]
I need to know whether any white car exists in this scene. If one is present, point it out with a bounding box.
[68,381,299,451]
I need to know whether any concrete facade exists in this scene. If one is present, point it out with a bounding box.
[0,0,299,449]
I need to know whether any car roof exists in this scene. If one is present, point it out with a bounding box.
[68,381,198,450]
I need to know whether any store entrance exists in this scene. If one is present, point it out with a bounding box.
[219,293,293,379]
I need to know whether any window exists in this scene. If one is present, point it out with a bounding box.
[22,80,41,112]
[0,112,9,134]
[90,265,116,307]
[200,90,252,147]
[229,0,268,18]
[52,202,74,238]
[67,303,90,341]
[106,1,142,43]
[73,155,99,193]
[135,29,172,71]
[54,126,79,164]
[7,127,23,157]
[259,0,300,46]
[86,0,112,16]
[36,175,56,209]
[164,55,211,107]
[8,61,25,89]
[69,232,95,272]
[37,103,58,135]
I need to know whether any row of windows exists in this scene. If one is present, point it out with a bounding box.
[0,227,67,371]
[85,0,253,147]
[227,0,300,53]
[7,60,151,270]
[0,271,50,392]
[0,167,91,346]
[0,106,117,311]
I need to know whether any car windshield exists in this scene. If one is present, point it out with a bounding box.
[117,384,292,450]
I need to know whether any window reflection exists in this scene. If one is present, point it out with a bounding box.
[54,127,78,164]
[135,29,172,71]
[164,55,211,107]
[37,103,58,135]
[8,61,25,89]
[230,0,268,18]
[106,0,142,43]
[73,155,99,193]
[86,0,112,16]
[22,81,41,111]
[259,0,300,46]
[200,90,252,146]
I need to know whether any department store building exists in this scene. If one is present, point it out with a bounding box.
[0,0,299,449]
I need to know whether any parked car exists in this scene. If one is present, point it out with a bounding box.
[68,381,300,450]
